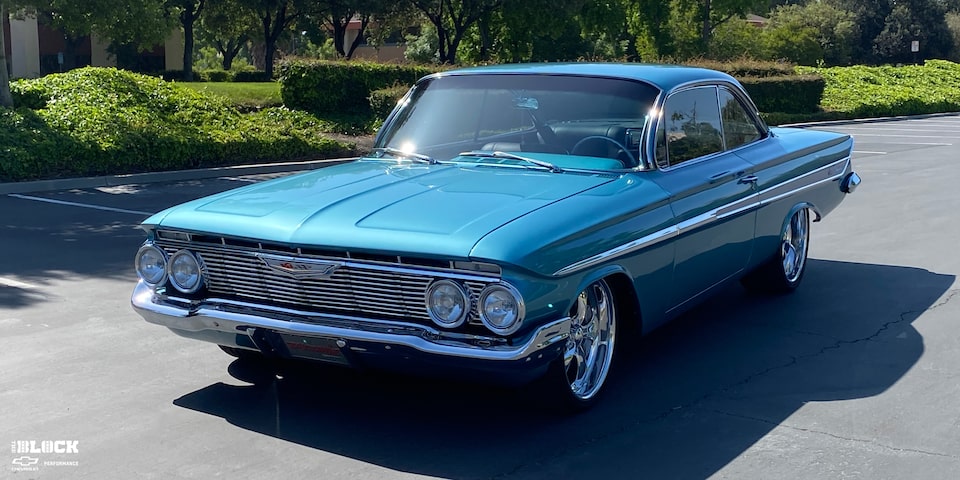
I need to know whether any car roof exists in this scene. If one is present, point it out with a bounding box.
[430,63,739,93]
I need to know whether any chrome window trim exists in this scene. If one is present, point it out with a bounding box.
[649,81,770,173]
[552,156,850,277]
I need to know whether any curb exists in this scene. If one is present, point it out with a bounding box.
[0,157,357,195]
[780,111,960,128]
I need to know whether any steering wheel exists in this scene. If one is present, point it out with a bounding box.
[571,136,638,167]
[526,110,559,145]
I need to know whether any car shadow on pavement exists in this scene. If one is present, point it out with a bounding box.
[173,259,954,479]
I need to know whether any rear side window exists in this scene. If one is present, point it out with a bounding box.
[720,89,762,149]
[658,87,723,167]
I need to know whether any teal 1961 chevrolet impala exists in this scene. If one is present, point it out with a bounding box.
[131,63,860,411]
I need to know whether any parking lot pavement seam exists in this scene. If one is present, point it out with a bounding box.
[704,408,960,459]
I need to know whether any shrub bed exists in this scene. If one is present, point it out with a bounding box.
[279,60,435,114]
[2,67,354,182]
[368,85,411,120]
[739,75,825,114]
[798,60,960,118]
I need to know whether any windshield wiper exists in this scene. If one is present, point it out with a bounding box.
[372,147,438,164]
[459,150,564,173]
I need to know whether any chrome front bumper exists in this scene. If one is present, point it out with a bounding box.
[131,281,569,379]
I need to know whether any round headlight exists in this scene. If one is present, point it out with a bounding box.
[425,280,470,328]
[168,250,205,294]
[135,244,167,286]
[479,284,524,335]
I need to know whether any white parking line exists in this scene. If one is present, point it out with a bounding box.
[854,151,888,155]
[0,277,40,290]
[8,194,153,216]
[848,133,960,139]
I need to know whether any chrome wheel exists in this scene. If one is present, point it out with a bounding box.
[563,280,616,401]
[781,208,809,284]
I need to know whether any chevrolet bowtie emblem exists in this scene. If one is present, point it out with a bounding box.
[257,254,343,279]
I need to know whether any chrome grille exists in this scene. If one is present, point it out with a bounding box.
[153,235,499,326]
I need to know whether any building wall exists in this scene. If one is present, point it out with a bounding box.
[5,11,182,77]
[90,33,116,67]
[8,16,41,78]
[164,29,184,71]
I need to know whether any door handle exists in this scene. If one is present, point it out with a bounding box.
[737,175,759,185]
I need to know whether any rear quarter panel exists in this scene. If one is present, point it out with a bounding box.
[734,127,854,269]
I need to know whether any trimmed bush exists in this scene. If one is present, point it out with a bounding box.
[10,81,49,109]
[739,75,825,114]
[1,67,354,182]
[200,69,234,82]
[798,60,960,118]
[280,60,436,114]
[680,58,797,78]
[233,71,272,82]
[368,85,410,120]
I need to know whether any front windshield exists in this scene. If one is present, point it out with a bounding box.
[375,74,660,170]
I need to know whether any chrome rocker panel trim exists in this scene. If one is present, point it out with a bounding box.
[131,280,570,363]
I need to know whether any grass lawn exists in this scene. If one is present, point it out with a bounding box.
[181,82,282,110]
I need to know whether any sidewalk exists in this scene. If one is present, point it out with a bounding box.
[0,157,356,195]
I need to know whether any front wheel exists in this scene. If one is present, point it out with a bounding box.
[535,279,618,412]
[742,208,810,293]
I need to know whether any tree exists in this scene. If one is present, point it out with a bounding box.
[1,2,14,107]
[459,0,588,63]
[169,0,205,80]
[873,0,952,63]
[200,0,256,70]
[679,0,767,55]
[238,0,314,77]
[408,0,504,64]
[767,2,860,66]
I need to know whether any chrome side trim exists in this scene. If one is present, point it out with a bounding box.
[552,225,679,276]
[131,281,569,362]
[758,157,849,206]
[552,156,851,277]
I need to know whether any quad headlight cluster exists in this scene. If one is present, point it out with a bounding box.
[135,244,206,294]
[425,280,525,335]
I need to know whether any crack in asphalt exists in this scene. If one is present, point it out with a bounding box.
[714,288,959,398]
[493,290,960,479]
[707,409,960,459]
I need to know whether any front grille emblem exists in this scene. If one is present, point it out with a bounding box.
[257,254,343,279]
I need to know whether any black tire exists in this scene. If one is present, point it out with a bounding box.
[219,345,262,360]
[532,279,618,412]
[742,208,810,294]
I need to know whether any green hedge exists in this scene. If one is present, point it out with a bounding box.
[739,75,825,114]
[368,85,411,120]
[279,60,435,114]
[683,58,797,78]
[798,60,960,118]
[2,67,353,182]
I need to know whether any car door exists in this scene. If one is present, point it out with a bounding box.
[649,85,760,312]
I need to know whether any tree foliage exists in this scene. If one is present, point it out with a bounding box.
[409,0,503,64]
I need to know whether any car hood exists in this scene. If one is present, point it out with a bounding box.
[144,160,619,258]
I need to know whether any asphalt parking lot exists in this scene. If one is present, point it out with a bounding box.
[2,114,959,479]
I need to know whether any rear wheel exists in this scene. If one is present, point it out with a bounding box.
[742,208,810,293]
[536,279,618,412]
[219,345,262,360]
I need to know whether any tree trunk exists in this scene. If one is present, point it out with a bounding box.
[700,0,711,54]
[0,3,13,108]
[344,16,369,60]
[181,1,204,81]
[264,37,276,78]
